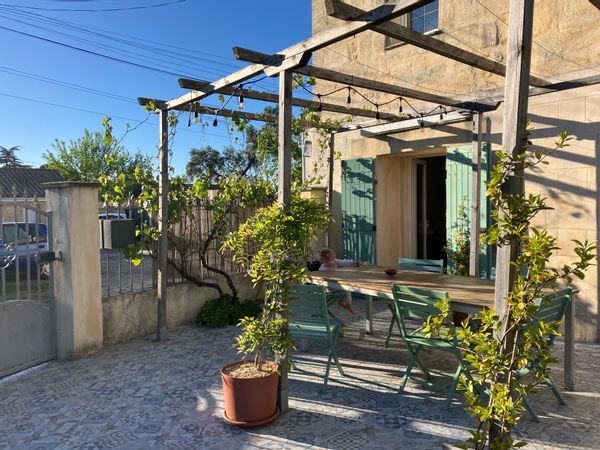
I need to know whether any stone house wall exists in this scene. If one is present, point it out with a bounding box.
[307,0,600,340]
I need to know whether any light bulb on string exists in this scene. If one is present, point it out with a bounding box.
[375,106,381,121]
[439,106,445,121]
[345,87,352,110]
[238,84,244,110]
[317,94,323,112]
[193,110,199,124]
[398,97,403,114]
[419,113,425,130]
[213,115,218,127]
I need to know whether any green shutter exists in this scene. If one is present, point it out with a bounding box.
[446,144,493,277]
[341,158,376,264]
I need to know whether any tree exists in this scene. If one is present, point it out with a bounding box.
[426,131,596,449]
[186,145,257,184]
[42,129,151,186]
[0,145,29,168]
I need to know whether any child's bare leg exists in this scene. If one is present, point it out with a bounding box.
[338,291,356,314]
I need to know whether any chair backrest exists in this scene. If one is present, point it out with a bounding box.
[534,287,573,328]
[398,258,444,273]
[391,284,448,337]
[288,284,331,327]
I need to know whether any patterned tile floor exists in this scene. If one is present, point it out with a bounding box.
[1,298,600,449]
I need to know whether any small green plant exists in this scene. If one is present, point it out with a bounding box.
[196,294,262,328]
[446,198,471,276]
[428,131,596,449]
[223,194,332,370]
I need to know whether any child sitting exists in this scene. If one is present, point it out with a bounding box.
[319,248,358,314]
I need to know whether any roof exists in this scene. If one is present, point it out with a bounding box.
[0,168,64,198]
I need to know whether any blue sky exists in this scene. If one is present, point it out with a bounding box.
[0,0,312,174]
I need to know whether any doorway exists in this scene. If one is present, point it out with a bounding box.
[414,156,446,261]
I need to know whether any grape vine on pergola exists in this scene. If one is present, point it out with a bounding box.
[139,0,600,410]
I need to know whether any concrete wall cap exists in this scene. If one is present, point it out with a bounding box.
[42,181,101,189]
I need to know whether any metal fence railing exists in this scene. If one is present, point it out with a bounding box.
[0,191,53,304]
[100,196,257,299]
[100,199,156,299]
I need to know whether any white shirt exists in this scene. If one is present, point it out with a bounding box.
[319,259,355,271]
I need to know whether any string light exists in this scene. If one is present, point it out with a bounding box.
[213,115,218,127]
[238,84,244,110]
[290,73,451,125]
[194,110,199,123]
[345,87,352,110]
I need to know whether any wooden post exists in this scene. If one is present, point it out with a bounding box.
[326,133,335,248]
[277,70,293,413]
[278,71,293,208]
[469,112,483,278]
[157,109,169,341]
[494,0,535,315]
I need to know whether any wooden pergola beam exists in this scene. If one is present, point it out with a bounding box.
[138,97,354,130]
[233,47,499,112]
[358,110,470,136]
[325,0,550,88]
[177,78,399,120]
[138,97,277,122]
[165,0,432,110]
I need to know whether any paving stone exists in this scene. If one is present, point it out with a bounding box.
[1,298,599,449]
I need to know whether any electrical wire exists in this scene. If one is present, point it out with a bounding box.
[0,65,136,103]
[0,92,231,140]
[0,9,272,92]
[0,1,186,13]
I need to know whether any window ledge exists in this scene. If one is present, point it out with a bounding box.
[384,28,442,51]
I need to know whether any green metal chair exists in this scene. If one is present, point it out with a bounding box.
[289,284,345,389]
[391,284,467,408]
[520,287,573,422]
[385,258,444,347]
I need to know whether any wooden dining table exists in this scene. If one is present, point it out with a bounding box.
[309,265,576,390]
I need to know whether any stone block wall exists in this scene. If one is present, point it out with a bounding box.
[102,273,259,345]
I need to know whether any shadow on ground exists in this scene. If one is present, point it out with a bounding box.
[1,298,599,449]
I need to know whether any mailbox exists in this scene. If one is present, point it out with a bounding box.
[100,219,136,249]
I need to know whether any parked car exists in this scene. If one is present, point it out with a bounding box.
[0,222,48,272]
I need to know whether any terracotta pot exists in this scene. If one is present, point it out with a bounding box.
[221,360,280,427]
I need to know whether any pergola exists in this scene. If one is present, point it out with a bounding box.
[139,0,600,409]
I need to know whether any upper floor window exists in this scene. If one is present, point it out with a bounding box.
[384,0,439,49]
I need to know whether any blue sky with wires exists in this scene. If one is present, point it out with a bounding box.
[0,0,311,173]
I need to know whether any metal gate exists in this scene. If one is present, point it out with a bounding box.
[0,197,55,378]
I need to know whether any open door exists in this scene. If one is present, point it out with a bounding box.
[341,158,376,264]
[446,144,493,277]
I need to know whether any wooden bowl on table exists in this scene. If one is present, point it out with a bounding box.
[384,268,398,277]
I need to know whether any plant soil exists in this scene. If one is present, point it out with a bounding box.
[223,361,276,379]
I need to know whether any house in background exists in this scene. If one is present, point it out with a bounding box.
[0,168,64,221]
[306,0,600,341]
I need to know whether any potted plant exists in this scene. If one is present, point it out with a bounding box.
[221,194,331,426]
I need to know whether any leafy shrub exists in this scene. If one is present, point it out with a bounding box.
[196,294,262,328]
[231,300,262,325]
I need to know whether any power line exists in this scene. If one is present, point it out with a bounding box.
[0,1,186,13]
[0,8,279,93]
[0,24,191,78]
[0,92,231,140]
[0,65,136,103]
